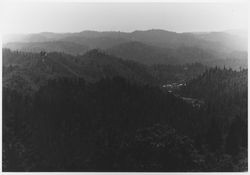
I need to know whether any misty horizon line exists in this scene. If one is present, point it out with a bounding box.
[3,28,247,36]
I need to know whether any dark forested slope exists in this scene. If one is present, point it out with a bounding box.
[2,48,248,172]
[179,68,247,167]
[3,77,204,171]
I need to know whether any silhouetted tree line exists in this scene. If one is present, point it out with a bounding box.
[3,68,247,171]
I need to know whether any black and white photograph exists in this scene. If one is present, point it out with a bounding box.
[1,1,248,172]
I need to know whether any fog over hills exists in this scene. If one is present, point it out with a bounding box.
[3,29,247,67]
[4,41,89,55]
[2,1,248,172]
[3,29,247,51]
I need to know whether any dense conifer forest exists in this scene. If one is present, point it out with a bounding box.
[2,48,248,171]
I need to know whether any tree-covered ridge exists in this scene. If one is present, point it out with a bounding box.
[2,49,158,95]
[2,49,209,95]
[179,68,248,171]
[182,67,247,98]
[180,67,247,120]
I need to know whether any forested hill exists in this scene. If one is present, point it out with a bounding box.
[181,67,247,100]
[180,67,247,121]
[179,68,247,172]
[2,49,157,94]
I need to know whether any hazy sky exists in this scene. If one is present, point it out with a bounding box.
[1,2,248,34]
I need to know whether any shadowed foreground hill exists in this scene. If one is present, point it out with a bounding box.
[3,74,247,171]
[3,77,202,171]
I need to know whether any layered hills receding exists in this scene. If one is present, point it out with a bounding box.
[2,29,248,95]
[3,29,247,67]
[3,29,248,172]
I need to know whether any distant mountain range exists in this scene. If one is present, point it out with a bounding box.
[2,29,247,95]
[3,29,247,66]
[3,29,247,51]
